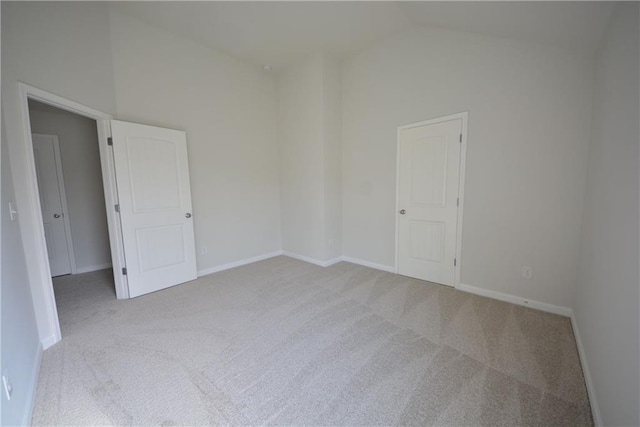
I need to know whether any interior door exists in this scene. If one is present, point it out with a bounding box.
[397,118,462,286]
[110,120,197,298]
[32,134,74,277]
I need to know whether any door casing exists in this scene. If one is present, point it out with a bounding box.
[395,112,468,288]
[17,83,129,348]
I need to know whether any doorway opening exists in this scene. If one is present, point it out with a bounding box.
[28,100,117,332]
[18,84,197,347]
[29,101,113,278]
[17,84,129,347]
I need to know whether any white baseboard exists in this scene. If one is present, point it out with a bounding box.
[21,342,43,426]
[323,257,343,267]
[41,334,58,350]
[75,262,112,274]
[197,251,284,277]
[280,253,394,272]
[570,313,602,426]
[281,251,342,267]
[340,256,395,273]
[196,250,341,277]
[196,251,386,277]
[456,283,572,317]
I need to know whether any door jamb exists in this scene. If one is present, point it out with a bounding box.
[394,112,468,288]
[18,82,129,348]
[32,134,78,275]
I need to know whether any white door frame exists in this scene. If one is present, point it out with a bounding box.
[32,133,78,275]
[395,112,468,287]
[17,82,129,348]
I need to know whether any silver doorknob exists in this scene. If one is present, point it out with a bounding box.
[399,209,406,215]
[185,213,192,218]
[53,213,61,218]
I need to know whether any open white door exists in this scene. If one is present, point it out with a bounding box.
[110,120,197,298]
[397,118,463,286]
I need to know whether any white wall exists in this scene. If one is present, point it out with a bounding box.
[574,3,640,426]
[277,54,342,262]
[342,26,594,308]
[109,10,281,271]
[322,58,343,261]
[1,117,42,426]
[29,103,112,272]
[1,0,116,345]
[278,55,326,261]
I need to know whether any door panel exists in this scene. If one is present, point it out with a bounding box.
[410,136,448,206]
[409,220,445,262]
[398,119,462,286]
[137,224,186,271]
[32,134,73,277]
[127,137,181,211]
[110,120,197,298]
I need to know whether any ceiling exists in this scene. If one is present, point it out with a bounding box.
[112,1,615,71]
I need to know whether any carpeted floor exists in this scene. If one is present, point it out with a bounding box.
[32,256,592,426]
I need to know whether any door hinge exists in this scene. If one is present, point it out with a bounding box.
[114,204,120,213]
[459,134,462,143]
[122,267,127,275]
[454,258,457,267]
[107,137,113,146]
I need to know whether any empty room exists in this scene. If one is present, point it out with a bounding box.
[1,1,638,426]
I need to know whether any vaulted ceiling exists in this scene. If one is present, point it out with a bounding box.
[112,1,614,70]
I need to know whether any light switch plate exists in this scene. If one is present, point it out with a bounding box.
[8,202,17,221]
[3,375,13,400]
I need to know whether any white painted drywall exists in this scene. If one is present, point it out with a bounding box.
[574,3,640,425]
[28,103,112,272]
[342,26,594,308]
[277,54,342,262]
[277,55,326,260]
[1,1,117,344]
[322,57,343,261]
[108,9,282,269]
[1,116,42,426]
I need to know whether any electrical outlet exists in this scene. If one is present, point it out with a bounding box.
[522,266,533,279]
[3,375,13,400]
[200,246,208,256]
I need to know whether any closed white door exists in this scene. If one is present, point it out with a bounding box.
[32,134,75,277]
[397,118,462,286]
[110,120,197,298]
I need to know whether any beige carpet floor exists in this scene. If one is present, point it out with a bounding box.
[32,256,592,425]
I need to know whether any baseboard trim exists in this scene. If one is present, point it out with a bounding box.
[196,255,572,319]
[456,283,572,317]
[21,341,43,426]
[570,313,602,426]
[197,251,283,277]
[75,262,112,274]
[280,253,395,272]
[196,251,390,276]
[340,256,395,273]
[281,251,342,267]
[41,334,58,350]
[324,257,343,267]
